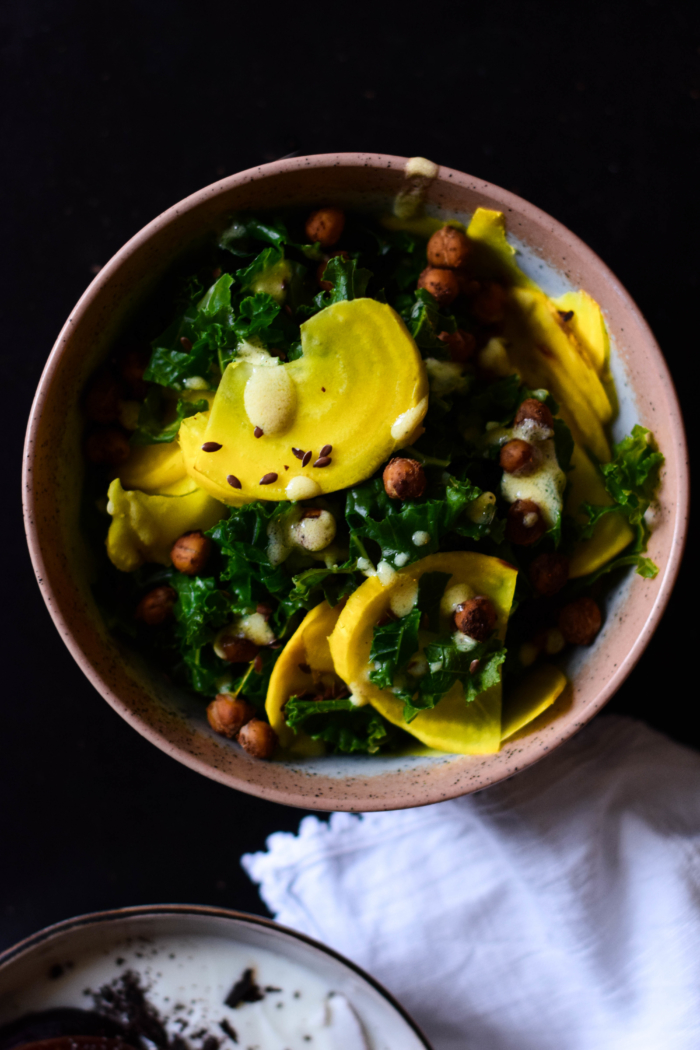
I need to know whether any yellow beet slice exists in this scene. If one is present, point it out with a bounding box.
[105,478,225,572]
[119,442,197,496]
[329,552,518,755]
[465,207,539,290]
[501,663,568,741]
[265,600,344,753]
[185,298,428,505]
[567,443,634,578]
[551,290,609,375]
[504,287,613,461]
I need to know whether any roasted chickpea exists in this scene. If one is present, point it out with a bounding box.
[437,328,476,363]
[305,207,345,248]
[170,530,212,575]
[514,397,554,432]
[472,281,508,323]
[529,553,570,597]
[383,457,426,500]
[135,585,177,625]
[219,635,260,664]
[84,426,131,466]
[238,718,278,760]
[500,439,537,476]
[505,499,548,545]
[316,249,350,290]
[558,597,602,646]
[454,595,497,641]
[417,267,460,307]
[84,371,123,423]
[207,695,256,739]
[427,225,471,269]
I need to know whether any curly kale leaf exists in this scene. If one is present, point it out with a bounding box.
[284,697,399,754]
[288,563,360,608]
[298,256,373,319]
[346,475,484,569]
[400,288,457,355]
[207,504,357,638]
[145,273,238,390]
[406,636,506,722]
[130,391,208,446]
[580,425,664,576]
[207,503,297,616]
[417,571,452,632]
[169,574,231,648]
[368,608,421,691]
[219,215,290,255]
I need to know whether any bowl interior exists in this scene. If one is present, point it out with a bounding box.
[23,154,688,810]
[0,906,430,1049]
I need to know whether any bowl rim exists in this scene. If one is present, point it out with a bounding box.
[22,151,690,809]
[0,903,433,1048]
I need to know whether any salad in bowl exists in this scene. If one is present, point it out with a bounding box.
[80,169,664,764]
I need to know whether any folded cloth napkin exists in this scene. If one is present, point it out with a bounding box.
[243,715,700,1050]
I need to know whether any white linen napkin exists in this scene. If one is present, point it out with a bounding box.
[242,715,700,1050]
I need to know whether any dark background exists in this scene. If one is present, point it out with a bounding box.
[1,0,696,952]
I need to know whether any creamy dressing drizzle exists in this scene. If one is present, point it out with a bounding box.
[500,438,565,527]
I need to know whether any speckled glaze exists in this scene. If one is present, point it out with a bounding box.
[0,904,432,1049]
[23,154,689,811]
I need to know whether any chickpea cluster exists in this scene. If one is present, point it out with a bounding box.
[135,525,280,760]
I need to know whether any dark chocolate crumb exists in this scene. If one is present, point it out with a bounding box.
[224,969,265,1009]
[301,450,312,467]
[201,442,222,452]
[253,426,263,438]
[284,465,289,470]
[219,1019,239,1043]
[91,969,171,1050]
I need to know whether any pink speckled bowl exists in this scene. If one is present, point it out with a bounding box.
[23,154,688,811]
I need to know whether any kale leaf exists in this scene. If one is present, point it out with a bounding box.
[130,391,208,446]
[208,504,357,638]
[400,288,457,355]
[346,475,484,569]
[284,696,399,754]
[406,636,506,722]
[417,571,452,632]
[219,216,290,255]
[368,608,421,690]
[580,425,664,576]
[170,574,230,648]
[145,274,238,390]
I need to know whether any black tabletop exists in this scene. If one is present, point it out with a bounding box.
[2,0,696,953]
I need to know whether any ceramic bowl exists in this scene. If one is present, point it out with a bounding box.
[0,904,431,1049]
[23,153,688,810]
